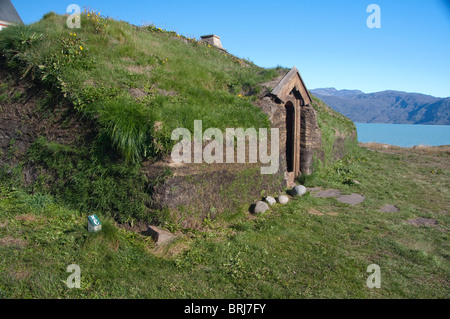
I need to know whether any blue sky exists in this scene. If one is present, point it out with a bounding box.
[12,0,450,97]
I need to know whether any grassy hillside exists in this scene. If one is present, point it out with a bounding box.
[0,11,280,161]
[0,10,447,300]
[0,11,356,224]
[0,11,288,223]
[0,144,448,298]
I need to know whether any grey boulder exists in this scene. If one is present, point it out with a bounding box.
[253,201,269,214]
[278,195,289,205]
[291,185,307,197]
[265,196,276,206]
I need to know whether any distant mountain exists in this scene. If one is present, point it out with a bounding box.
[310,88,450,125]
[311,88,364,97]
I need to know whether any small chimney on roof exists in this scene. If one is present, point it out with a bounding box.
[200,34,226,51]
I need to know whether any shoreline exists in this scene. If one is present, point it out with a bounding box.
[359,142,450,153]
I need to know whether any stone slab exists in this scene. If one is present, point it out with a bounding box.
[380,204,400,213]
[145,225,176,245]
[336,193,365,205]
[406,218,438,226]
[313,189,342,198]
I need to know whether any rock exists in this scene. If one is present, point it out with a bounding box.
[406,218,438,226]
[379,204,399,213]
[307,187,322,193]
[313,189,342,198]
[253,201,269,214]
[145,225,176,245]
[336,194,366,205]
[265,196,276,206]
[277,195,289,205]
[352,180,361,185]
[291,185,307,197]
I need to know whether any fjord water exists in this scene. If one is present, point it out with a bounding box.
[356,123,450,147]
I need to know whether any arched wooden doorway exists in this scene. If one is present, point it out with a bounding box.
[270,66,314,185]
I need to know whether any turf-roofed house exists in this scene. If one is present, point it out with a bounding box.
[0,0,23,30]
[0,11,356,229]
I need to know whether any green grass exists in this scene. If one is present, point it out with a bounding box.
[0,13,277,163]
[311,95,357,168]
[0,12,286,223]
[2,9,445,299]
[1,146,448,298]
[24,137,153,224]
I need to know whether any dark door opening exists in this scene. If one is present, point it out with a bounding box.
[285,102,295,172]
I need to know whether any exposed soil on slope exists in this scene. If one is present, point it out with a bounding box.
[0,66,93,184]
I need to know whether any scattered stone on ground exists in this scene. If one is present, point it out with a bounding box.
[336,193,366,205]
[380,204,400,213]
[352,180,361,185]
[406,218,439,226]
[265,196,276,206]
[291,185,307,197]
[253,201,269,214]
[307,209,323,216]
[307,187,322,193]
[145,225,177,245]
[278,195,289,205]
[313,189,342,198]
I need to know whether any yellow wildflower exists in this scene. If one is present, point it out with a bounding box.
[79,46,83,50]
